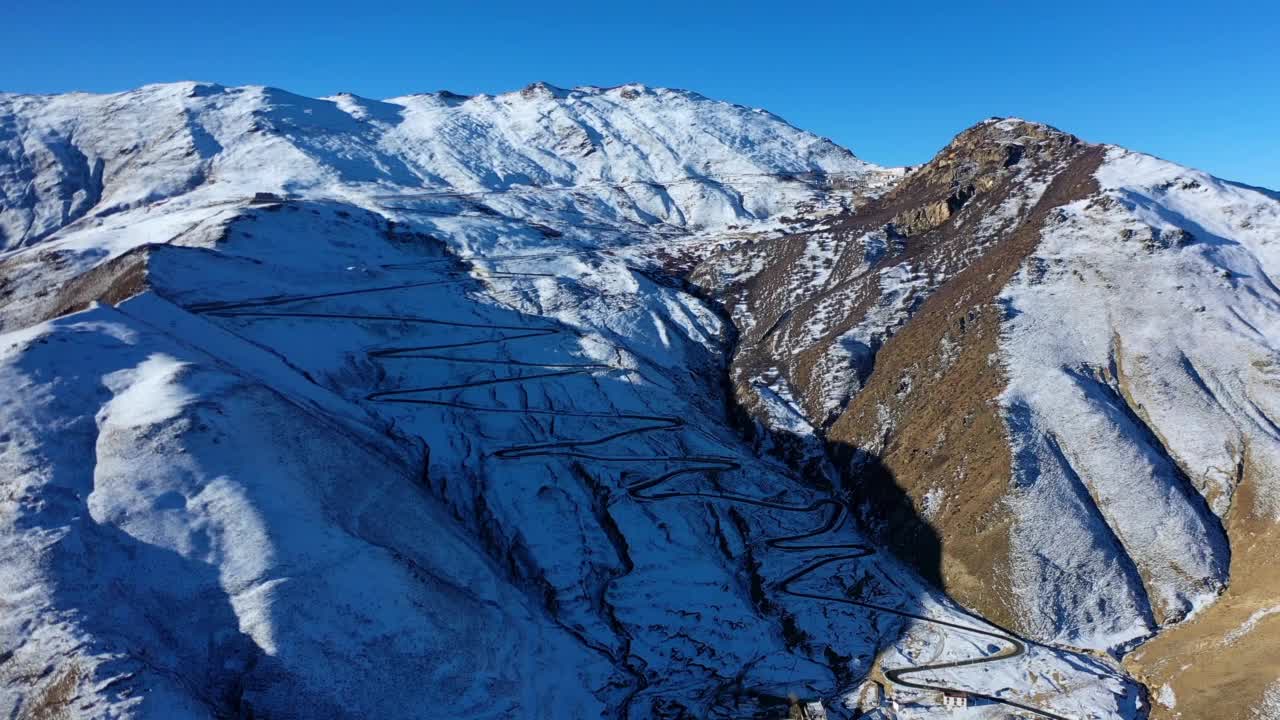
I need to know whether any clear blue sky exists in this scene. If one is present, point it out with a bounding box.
[4,0,1278,188]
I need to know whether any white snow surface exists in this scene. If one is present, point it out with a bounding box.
[0,300,611,719]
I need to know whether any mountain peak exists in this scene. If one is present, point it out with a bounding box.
[516,80,569,99]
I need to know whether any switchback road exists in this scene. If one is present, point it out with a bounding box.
[193,276,1071,720]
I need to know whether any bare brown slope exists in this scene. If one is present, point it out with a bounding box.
[691,123,1086,501]
[693,122,1104,634]
[825,146,1106,631]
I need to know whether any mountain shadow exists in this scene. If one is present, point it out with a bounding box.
[830,440,945,592]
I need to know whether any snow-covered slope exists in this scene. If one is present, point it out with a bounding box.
[0,294,614,719]
[997,147,1280,631]
[999,148,1280,718]
[0,85,1159,719]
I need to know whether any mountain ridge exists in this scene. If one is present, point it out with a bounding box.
[1,82,1276,719]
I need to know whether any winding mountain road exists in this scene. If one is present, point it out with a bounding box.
[192,274,1072,720]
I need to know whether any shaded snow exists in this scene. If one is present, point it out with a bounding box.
[0,301,611,719]
[751,368,818,438]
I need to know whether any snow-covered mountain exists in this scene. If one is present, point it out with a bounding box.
[693,118,1280,720]
[0,81,892,253]
[0,81,1271,720]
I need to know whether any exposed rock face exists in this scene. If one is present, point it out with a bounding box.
[885,122,1054,237]
[695,118,1280,718]
[695,119,1085,430]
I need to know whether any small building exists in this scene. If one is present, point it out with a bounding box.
[250,192,284,205]
[799,700,828,720]
[941,690,969,709]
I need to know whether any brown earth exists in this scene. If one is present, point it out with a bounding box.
[825,144,1106,630]
[48,245,154,319]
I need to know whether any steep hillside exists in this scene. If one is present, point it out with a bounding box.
[693,118,1280,718]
